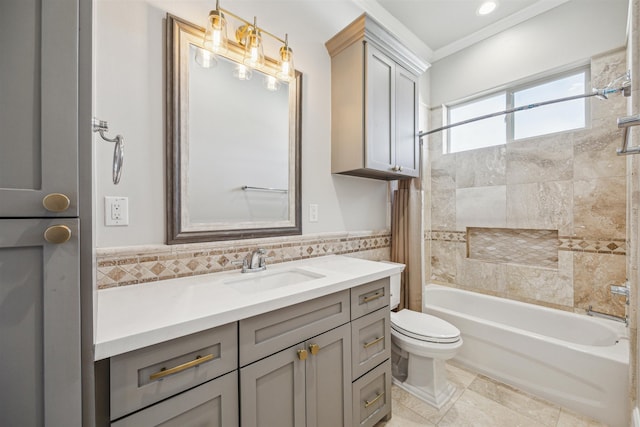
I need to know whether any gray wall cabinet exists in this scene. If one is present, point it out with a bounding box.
[0,0,82,426]
[325,14,428,180]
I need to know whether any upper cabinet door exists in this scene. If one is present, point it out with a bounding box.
[0,0,79,217]
[394,66,420,177]
[365,44,396,174]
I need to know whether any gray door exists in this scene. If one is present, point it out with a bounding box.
[305,324,352,427]
[365,44,396,173]
[0,0,79,217]
[240,344,306,427]
[0,218,81,426]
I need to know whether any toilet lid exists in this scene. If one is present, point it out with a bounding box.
[391,309,461,344]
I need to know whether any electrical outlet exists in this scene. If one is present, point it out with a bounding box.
[309,204,319,222]
[105,196,129,226]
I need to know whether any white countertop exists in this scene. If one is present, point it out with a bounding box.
[94,255,404,360]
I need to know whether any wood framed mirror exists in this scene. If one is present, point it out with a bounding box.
[166,14,301,244]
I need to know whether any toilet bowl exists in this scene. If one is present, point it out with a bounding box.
[388,274,462,409]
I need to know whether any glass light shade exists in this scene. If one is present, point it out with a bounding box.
[233,64,253,81]
[204,10,228,53]
[276,46,294,82]
[243,30,265,68]
[194,47,217,68]
[264,75,281,91]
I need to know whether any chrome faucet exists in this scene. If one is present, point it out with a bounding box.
[235,248,267,273]
[611,282,630,304]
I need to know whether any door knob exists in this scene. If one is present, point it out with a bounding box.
[297,349,308,361]
[309,344,320,355]
[44,225,72,244]
[42,193,71,212]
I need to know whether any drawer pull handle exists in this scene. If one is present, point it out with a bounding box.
[364,392,384,408]
[149,354,214,381]
[297,349,308,361]
[309,343,320,355]
[363,336,384,349]
[363,292,383,303]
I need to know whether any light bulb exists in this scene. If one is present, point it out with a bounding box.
[277,45,294,82]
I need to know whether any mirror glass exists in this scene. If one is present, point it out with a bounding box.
[167,15,301,243]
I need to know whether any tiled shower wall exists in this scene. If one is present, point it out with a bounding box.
[426,49,628,317]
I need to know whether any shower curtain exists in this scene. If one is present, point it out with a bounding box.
[391,178,423,311]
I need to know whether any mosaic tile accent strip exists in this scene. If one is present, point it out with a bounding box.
[97,231,391,289]
[467,228,559,268]
[427,230,467,242]
[426,230,627,256]
[558,236,626,255]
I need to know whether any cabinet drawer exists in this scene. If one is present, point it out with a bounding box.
[351,278,389,319]
[239,290,350,366]
[351,308,391,380]
[111,370,238,427]
[352,361,392,427]
[110,323,237,420]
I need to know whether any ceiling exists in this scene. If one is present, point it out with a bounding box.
[369,0,615,62]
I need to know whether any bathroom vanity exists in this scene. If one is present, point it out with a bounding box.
[95,256,402,427]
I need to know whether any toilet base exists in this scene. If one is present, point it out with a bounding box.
[392,376,456,409]
[390,348,457,409]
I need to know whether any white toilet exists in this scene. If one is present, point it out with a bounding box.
[389,275,463,409]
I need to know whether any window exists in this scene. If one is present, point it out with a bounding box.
[446,67,589,154]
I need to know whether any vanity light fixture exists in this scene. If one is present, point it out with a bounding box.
[199,1,295,84]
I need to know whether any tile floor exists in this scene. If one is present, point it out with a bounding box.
[376,361,608,427]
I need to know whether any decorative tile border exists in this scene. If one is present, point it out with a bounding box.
[558,236,626,255]
[97,231,391,289]
[426,229,627,256]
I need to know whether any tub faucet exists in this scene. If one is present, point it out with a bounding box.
[610,282,629,305]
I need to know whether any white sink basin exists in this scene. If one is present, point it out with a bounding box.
[224,268,325,294]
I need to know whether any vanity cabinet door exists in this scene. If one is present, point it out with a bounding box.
[110,370,238,427]
[394,65,420,177]
[240,343,306,427]
[306,324,352,427]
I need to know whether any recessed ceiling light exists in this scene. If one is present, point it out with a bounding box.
[477,1,498,16]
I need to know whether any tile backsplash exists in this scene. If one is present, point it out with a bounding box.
[97,230,391,289]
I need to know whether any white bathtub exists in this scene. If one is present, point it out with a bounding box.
[423,284,629,427]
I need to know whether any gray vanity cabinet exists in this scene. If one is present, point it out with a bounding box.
[325,14,426,180]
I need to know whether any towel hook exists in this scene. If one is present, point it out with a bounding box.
[92,118,124,184]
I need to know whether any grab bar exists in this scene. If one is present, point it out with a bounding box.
[241,185,288,193]
[616,114,640,155]
[586,305,628,326]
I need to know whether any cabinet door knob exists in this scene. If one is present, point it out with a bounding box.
[309,343,320,355]
[42,193,71,212]
[44,225,72,244]
[297,349,308,361]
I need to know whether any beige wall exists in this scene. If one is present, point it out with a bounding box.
[425,49,628,317]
